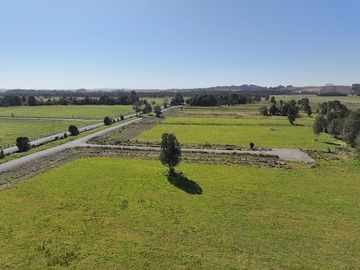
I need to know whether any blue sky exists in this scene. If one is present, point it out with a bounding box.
[0,0,359,89]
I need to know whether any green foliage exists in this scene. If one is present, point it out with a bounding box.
[355,134,360,154]
[1,158,360,269]
[16,137,31,152]
[313,115,327,135]
[269,104,279,115]
[352,83,360,96]
[160,133,182,174]
[259,106,268,116]
[154,106,163,117]
[132,101,143,115]
[142,102,153,114]
[170,92,184,105]
[68,125,79,136]
[103,116,112,125]
[27,96,37,106]
[343,109,360,147]
[287,105,299,124]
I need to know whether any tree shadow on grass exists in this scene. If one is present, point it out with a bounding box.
[167,171,203,195]
[323,141,342,146]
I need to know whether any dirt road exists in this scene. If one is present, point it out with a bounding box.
[0,118,142,173]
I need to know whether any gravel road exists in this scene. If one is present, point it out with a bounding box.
[79,143,315,164]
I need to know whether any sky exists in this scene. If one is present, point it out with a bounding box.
[0,0,359,89]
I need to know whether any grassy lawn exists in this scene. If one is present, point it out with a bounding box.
[0,105,133,119]
[180,104,262,116]
[135,116,343,149]
[0,157,359,269]
[0,119,89,148]
[162,115,315,126]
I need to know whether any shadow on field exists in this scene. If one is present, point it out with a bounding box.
[323,141,341,146]
[167,172,203,195]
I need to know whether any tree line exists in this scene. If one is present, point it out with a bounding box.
[186,93,262,106]
[0,91,140,107]
[258,97,312,124]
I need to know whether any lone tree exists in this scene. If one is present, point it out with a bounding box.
[160,133,181,175]
[16,137,31,152]
[68,125,79,136]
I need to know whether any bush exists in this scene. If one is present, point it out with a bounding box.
[249,142,254,150]
[64,133,68,138]
[68,125,79,136]
[0,149,5,159]
[16,137,31,152]
[259,106,268,116]
[104,116,112,125]
[120,115,125,120]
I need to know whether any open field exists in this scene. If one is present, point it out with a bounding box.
[134,115,343,149]
[0,157,359,269]
[0,105,133,119]
[0,119,90,148]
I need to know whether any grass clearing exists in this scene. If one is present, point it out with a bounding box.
[0,119,89,148]
[0,105,133,119]
[0,157,359,269]
[135,116,343,149]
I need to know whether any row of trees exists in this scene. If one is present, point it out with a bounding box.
[186,93,261,107]
[0,91,141,107]
[259,97,312,124]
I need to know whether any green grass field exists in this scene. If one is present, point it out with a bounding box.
[0,119,90,148]
[0,105,133,119]
[0,157,359,269]
[135,116,343,149]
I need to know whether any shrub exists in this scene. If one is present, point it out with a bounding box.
[249,142,254,150]
[68,125,79,136]
[120,115,125,120]
[0,149,5,159]
[104,116,112,125]
[259,106,268,116]
[16,137,31,152]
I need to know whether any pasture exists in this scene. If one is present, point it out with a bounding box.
[0,157,359,269]
[0,119,89,148]
[0,105,133,119]
[134,115,343,149]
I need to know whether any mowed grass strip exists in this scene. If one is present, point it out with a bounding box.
[135,117,342,149]
[162,115,315,126]
[0,105,133,119]
[0,158,359,269]
[0,119,89,147]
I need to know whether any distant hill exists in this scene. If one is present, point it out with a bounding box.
[209,84,267,91]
